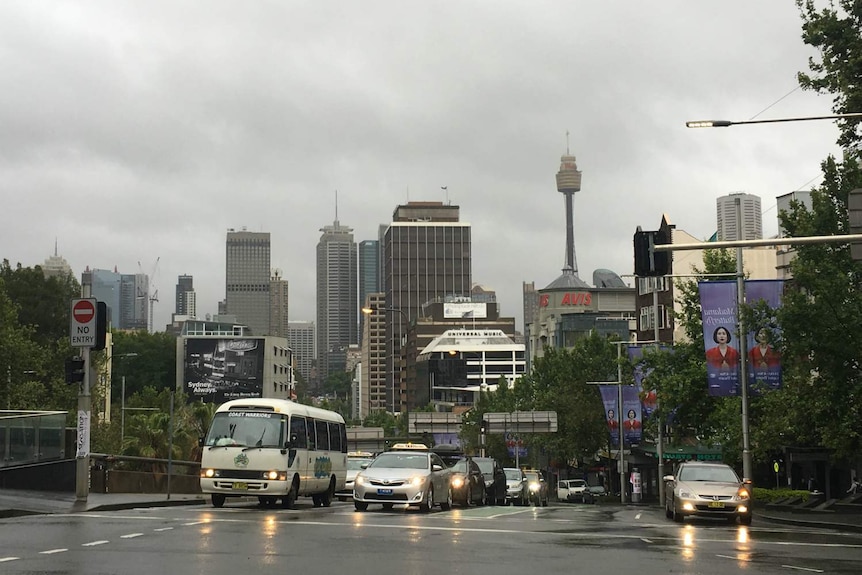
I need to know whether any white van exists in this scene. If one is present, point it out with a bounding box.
[557,479,590,503]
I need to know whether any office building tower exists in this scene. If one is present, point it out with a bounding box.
[316,218,358,382]
[522,281,539,337]
[175,275,196,317]
[225,228,271,335]
[88,267,149,331]
[288,320,315,387]
[270,270,289,338]
[717,192,763,241]
[382,201,471,411]
[359,240,379,335]
[361,292,387,417]
[41,240,73,279]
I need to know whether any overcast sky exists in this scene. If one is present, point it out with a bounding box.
[0,2,842,334]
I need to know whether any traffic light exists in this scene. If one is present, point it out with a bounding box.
[93,302,108,351]
[633,227,670,277]
[65,357,85,384]
[480,420,487,434]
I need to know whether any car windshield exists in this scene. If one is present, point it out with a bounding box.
[572,480,586,487]
[505,469,523,480]
[451,460,471,473]
[369,453,429,470]
[678,465,740,483]
[474,460,493,474]
[348,458,373,470]
[525,472,540,482]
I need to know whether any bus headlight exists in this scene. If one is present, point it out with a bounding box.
[262,470,284,480]
[202,469,216,478]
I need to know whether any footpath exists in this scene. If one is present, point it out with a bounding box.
[2,489,862,533]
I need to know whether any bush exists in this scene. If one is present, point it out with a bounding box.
[752,487,811,503]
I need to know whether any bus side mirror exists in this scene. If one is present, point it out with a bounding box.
[198,436,204,448]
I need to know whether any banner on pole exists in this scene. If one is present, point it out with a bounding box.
[699,281,740,396]
[744,280,784,391]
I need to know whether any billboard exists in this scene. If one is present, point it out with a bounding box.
[183,337,265,403]
[443,302,487,319]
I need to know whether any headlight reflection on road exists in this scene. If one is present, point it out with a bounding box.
[681,526,695,561]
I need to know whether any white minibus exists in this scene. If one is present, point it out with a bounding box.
[200,398,347,508]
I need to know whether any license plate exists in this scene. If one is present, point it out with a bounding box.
[708,501,725,508]
[377,488,393,495]
[232,482,248,490]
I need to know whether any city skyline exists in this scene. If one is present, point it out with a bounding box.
[1,2,842,336]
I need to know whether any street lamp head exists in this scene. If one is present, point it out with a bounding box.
[685,120,732,128]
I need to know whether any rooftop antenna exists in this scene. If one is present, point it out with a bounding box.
[54,237,58,256]
[441,186,449,205]
[566,130,570,154]
[334,190,339,225]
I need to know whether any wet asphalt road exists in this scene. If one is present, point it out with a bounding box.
[1,500,861,575]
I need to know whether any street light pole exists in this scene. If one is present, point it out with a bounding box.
[736,197,753,481]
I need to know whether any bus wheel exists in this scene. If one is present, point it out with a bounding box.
[281,480,298,509]
[312,494,322,507]
[211,494,226,508]
[320,478,335,507]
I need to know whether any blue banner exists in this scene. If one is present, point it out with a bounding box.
[744,280,784,391]
[699,281,740,396]
[599,385,641,446]
[599,385,620,448]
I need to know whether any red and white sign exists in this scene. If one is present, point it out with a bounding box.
[70,298,97,347]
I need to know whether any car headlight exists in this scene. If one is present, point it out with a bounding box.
[451,477,464,488]
[678,490,692,499]
[736,487,750,500]
[411,476,426,486]
[355,476,365,486]
[529,482,540,492]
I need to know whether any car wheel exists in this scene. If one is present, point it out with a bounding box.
[211,494,225,508]
[672,503,684,523]
[281,480,298,509]
[440,487,452,511]
[739,514,752,526]
[354,501,368,512]
[320,478,335,507]
[420,486,434,513]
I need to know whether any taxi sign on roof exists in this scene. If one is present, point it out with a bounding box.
[389,442,429,451]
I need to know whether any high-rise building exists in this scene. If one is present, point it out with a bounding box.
[556,151,583,275]
[717,192,763,241]
[382,201,472,411]
[360,292,387,418]
[522,281,539,337]
[41,240,73,279]
[358,240,379,335]
[175,274,196,317]
[225,228,271,335]
[316,218,358,382]
[87,267,148,330]
[288,320,315,387]
[270,270,289,338]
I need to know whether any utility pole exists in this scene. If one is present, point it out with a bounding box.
[76,280,92,502]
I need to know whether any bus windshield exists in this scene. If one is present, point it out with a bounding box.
[204,411,286,448]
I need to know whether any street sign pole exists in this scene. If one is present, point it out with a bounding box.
[75,291,93,502]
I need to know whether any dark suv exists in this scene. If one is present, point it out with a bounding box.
[472,457,507,505]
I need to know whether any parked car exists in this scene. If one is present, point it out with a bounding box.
[664,461,752,525]
[353,449,452,512]
[473,456,507,505]
[524,469,549,507]
[337,451,375,502]
[504,467,528,506]
[449,457,486,507]
[557,479,591,503]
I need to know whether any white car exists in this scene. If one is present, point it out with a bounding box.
[664,461,752,525]
[336,452,375,501]
[557,479,590,503]
[353,450,452,512]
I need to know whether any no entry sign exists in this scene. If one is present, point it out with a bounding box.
[70,298,97,347]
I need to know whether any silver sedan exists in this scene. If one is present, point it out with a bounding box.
[664,461,752,525]
[353,450,452,512]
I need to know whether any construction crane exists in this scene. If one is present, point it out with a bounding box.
[137,257,160,333]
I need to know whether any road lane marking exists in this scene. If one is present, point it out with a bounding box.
[635,513,642,520]
[184,521,208,525]
[82,540,109,547]
[0,557,20,562]
[640,538,653,543]
[154,527,174,532]
[717,554,750,562]
[40,549,68,554]
[121,533,144,539]
[782,566,823,573]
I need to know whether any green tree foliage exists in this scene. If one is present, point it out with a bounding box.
[108,330,177,397]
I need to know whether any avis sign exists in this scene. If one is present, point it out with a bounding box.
[70,298,97,348]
